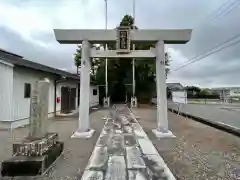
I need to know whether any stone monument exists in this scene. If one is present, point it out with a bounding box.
[1,78,64,176]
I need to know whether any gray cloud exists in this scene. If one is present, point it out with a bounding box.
[0,26,77,72]
[107,0,240,87]
[0,0,239,87]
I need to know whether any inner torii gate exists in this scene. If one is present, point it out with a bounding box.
[54,28,192,138]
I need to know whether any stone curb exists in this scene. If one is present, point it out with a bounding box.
[168,108,240,138]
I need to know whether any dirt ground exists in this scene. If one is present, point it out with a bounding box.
[133,108,240,180]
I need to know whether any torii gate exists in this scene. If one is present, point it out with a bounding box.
[54,28,192,138]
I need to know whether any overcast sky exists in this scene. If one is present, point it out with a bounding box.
[0,0,239,88]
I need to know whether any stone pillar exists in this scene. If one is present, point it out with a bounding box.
[29,78,50,139]
[72,40,95,138]
[152,40,174,138]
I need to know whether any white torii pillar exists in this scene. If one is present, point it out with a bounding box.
[73,40,95,138]
[152,40,170,137]
[53,29,192,138]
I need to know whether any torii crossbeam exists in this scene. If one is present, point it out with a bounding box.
[54,28,192,138]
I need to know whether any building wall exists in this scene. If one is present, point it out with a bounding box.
[230,88,240,97]
[215,88,240,99]
[12,66,56,128]
[0,65,99,129]
[0,61,14,124]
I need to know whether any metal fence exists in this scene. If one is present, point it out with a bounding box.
[151,98,240,105]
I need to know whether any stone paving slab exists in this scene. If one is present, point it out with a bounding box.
[128,170,147,180]
[85,147,108,170]
[126,147,146,169]
[105,156,126,180]
[137,138,159,155]
[81,170,103,180]
[107,134,125,155]
[96,134,110,147]
[123,125,133,134]
[124,134,137,146]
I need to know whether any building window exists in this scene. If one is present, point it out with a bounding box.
[24,83,31,98]
[93,89,98,96]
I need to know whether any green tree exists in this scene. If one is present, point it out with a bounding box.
[198,89,210,97]
[74,45,82,74]
[74,44,103,80]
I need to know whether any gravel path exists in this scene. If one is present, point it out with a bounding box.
[133,108,240,180]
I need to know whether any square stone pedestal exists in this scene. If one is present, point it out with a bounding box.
[152,129,175,138]
[131,97,137,108]
[71,129,95,139]
[1,133,64,177]
[103,97,110,108]
[152,129,176,151]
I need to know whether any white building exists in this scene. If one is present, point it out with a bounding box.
[211,87,240,100]
[0,49,99,129]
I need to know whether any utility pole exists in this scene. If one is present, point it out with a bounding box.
[104,0,109,107]
[105,0,108,98]
[132,0,135,97]
[131,0,137,107]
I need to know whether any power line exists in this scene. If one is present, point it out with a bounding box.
[203,0,232,21]
[169,0,240,73]
[176,33,240,66]
[211,0,240,24]
[171,0,240,72]
[195,0,239,29]
[172,39,240,71]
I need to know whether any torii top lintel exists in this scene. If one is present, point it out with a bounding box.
[54,29,192,44]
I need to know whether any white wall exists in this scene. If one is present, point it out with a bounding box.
[12,67,56,124]
[0,61,14,122]
[0,64,99,129]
